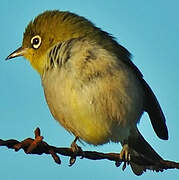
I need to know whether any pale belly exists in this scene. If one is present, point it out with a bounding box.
[42,68,144,145]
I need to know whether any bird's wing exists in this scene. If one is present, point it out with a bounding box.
[142,79,168,140]
[116,43,168,140]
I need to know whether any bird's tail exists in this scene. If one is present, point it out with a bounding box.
[127,130,164,175]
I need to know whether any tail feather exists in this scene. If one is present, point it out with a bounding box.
[127,130,163,175]
[142,79,168,140]
[130,163,146,176]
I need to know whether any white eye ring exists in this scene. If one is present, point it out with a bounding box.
[31,35,42,49]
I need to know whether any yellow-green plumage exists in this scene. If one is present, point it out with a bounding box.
[23,10,139,76]
[6,10,168,175]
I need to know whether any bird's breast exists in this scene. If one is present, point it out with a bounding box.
[42,64,144,145]
[41,39,144,145]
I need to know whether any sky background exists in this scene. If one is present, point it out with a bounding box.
[1,0,179,179]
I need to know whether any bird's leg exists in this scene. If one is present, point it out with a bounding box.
[120,144,131,170]
[70,137,80,153]
[69,136,83,166]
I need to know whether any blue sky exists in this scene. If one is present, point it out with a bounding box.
[1,0,179,179]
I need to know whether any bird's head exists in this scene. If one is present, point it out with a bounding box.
[6,10,96,75]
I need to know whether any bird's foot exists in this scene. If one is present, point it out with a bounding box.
[120,144,131,170]
[120,144,131,161]
[69,137,83,166]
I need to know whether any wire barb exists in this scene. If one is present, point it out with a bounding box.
[0,128,179,173]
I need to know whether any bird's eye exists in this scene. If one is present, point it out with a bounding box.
[31,35,42,49]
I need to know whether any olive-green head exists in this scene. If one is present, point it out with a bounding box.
[6,10,97,75]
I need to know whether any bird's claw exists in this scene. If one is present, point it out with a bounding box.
[69,137,83,166]
[119,144,131,170]
[120,144,131,161]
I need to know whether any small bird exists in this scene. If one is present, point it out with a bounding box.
[6,10,168,175]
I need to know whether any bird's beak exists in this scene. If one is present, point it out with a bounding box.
[6,47,27,60]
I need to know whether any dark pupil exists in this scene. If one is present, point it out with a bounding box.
[33,38,39,45]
